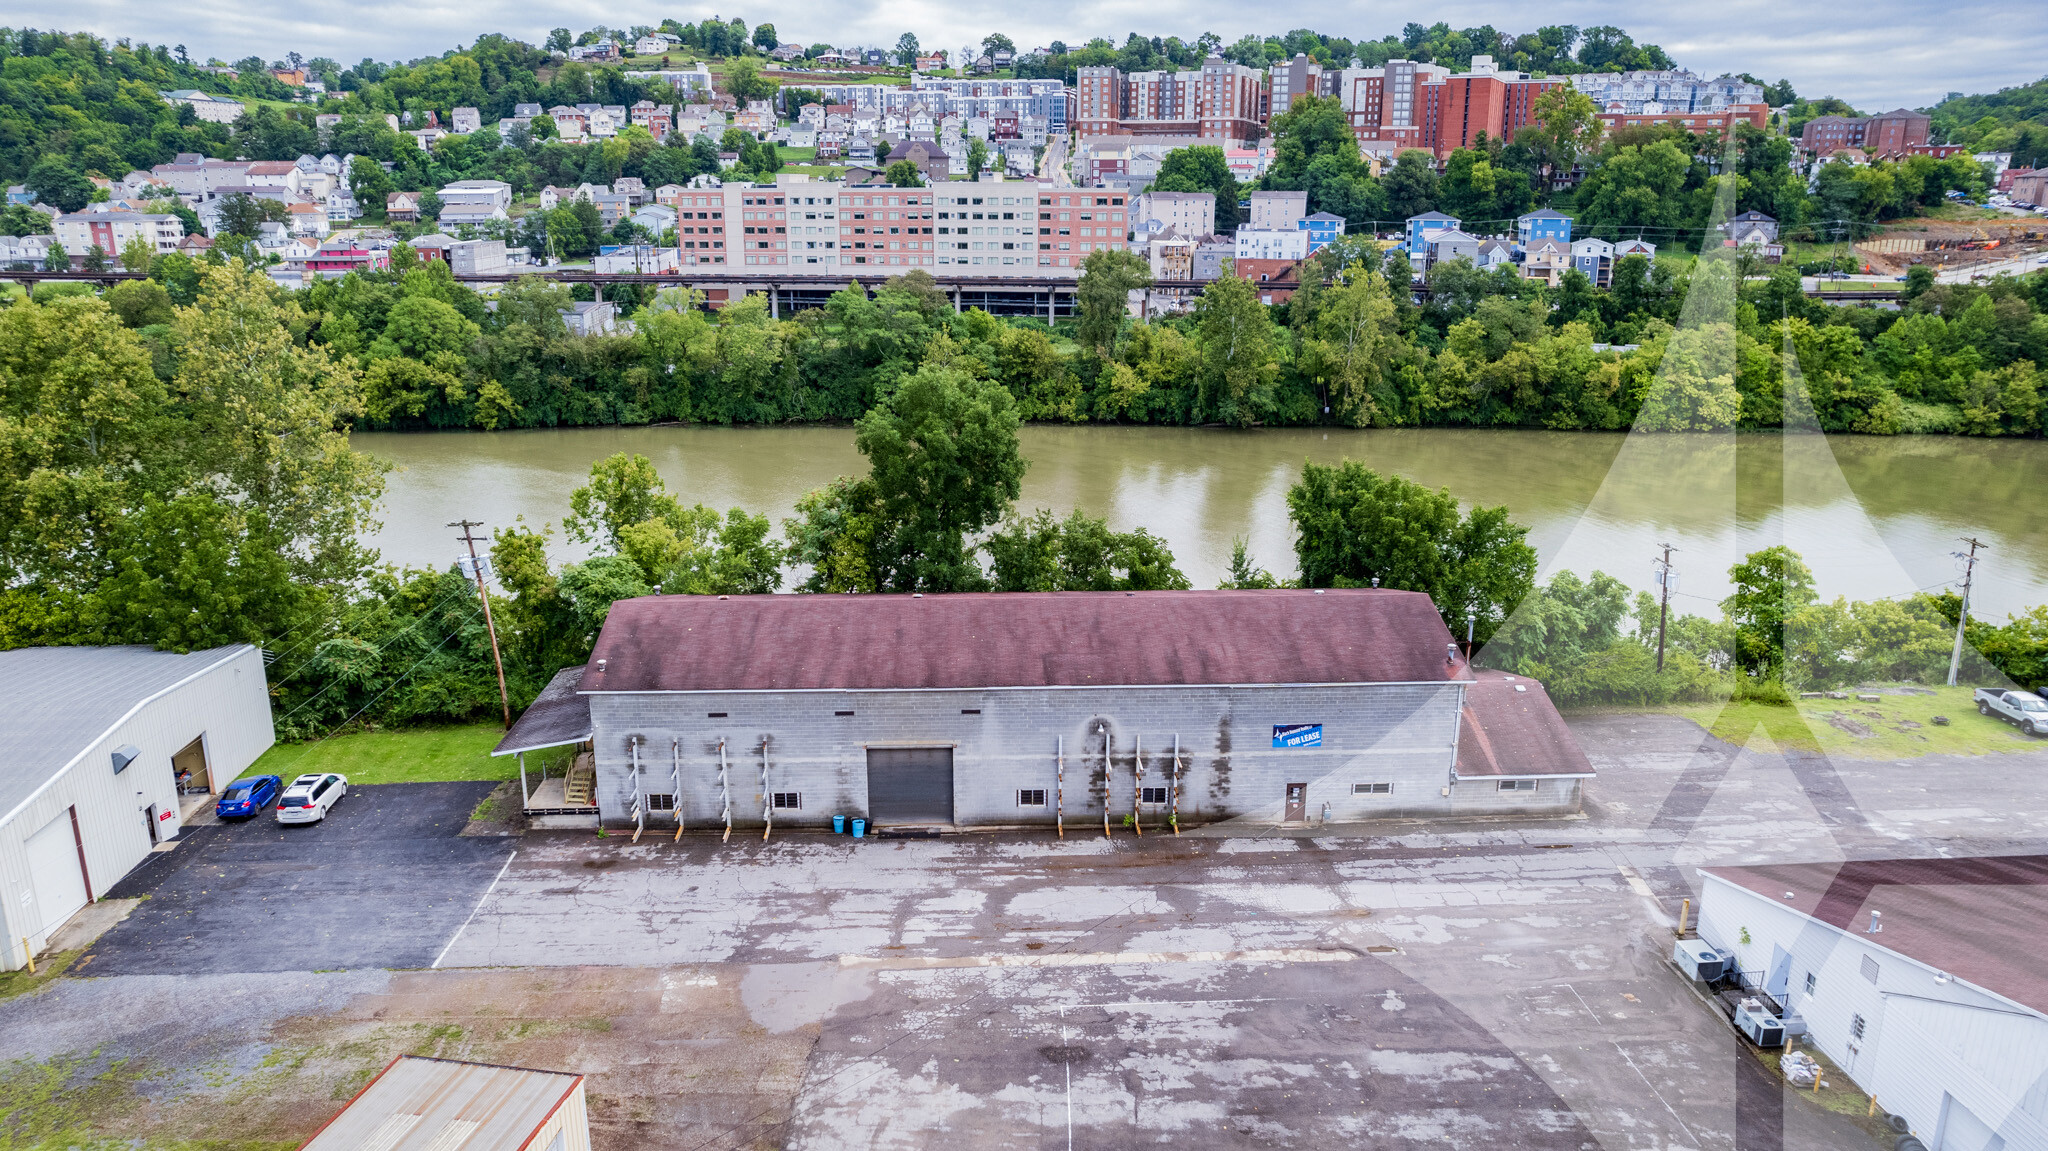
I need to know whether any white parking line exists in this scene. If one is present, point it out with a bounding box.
[432,850,515,969]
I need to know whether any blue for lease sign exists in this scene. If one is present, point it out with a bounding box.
[1272,724,1323,748]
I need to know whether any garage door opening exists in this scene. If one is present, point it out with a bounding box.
[866,747,954,827]
[25,810,90,940]
[173,736,211,796]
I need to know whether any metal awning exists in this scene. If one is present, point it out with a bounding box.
[491,665,591,756]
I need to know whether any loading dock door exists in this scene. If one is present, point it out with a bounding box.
[866,747,954,825]
[172,736,211,795]
[24,812,89,937]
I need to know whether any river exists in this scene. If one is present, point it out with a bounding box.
[350,426,2048,621]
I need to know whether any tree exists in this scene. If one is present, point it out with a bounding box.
[26,157,93,213]
[564,452,673,551]
[1075,248,1152,357]
[884,159,925,187]
[42,241,68,272]
[1194,274,1276,426]
[722,56,775,103]
[1151,145,1242,230]
[120,235,157,275]
[981,33,1016,58]
[105,279,174,327]
[896,33,921,65]
[81,245,109,272]
[1286,460,1536,644]
[752,23,778,51]
[1530,85,1600,175]
[854,365,1025,591]
[547,28,573,53]
[985,509,1189,591]
[966,137,989,179]
[1381,151,1439,219]
[1722,545,1815,677]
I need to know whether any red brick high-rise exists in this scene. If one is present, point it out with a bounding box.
[1338,55,1562,159]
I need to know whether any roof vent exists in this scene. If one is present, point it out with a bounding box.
[913,593,923,598]
[1446,643,1458,662]
[718,594,728,600]
[597,659,607,672]
[111,744,141,774]
[1314,589,1324,595]
[1371,577,1380,588]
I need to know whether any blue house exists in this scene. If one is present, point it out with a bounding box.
[1516,208,1572,248]
[1403,211,1459,253]
[1297,211,1347,254]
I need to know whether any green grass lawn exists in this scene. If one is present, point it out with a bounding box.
[238,723,517,786]
[777,146,817,163]
[1663,685,2043,759]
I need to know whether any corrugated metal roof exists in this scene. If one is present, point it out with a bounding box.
[1702,855,2048,1016]
[581,589,1471,694]
[0,645,252,823]
[300,1056,581,1150]
[1454,669,1596,779]
[491,666,590,756]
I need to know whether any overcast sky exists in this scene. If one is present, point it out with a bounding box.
[21,0,2046,108]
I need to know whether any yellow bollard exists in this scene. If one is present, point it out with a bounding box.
[21,938,33,976]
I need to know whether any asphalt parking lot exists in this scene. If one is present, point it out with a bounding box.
[21,713,2036,1148]
[81,781,511,975]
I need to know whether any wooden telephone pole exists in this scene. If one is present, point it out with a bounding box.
[452,520,513,728]
[1654,543,1678,674]
[1947,537,1985,687]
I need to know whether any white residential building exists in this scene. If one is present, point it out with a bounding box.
[1697,858,2048,1151]
[1233,228,1307,263]
[159,90,243,124]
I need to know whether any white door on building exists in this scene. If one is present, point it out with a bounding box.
[1938,1094,2005,1151]
[24,811,89,937]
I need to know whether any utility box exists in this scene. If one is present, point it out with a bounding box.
[1734,997,1786,1047]
[1673,938,1726,982]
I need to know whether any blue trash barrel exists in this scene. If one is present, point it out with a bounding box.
[833,814,846,834]
[851,818,866,838]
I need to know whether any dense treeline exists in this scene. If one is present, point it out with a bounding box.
[11,264,2048,741]
[94,241,2029,436]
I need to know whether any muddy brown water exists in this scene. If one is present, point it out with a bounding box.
[351,425,2048,619]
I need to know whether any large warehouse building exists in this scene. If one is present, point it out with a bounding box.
[0,644,274,971]
[1697,857,2048,1151]
[495,590,1594,833]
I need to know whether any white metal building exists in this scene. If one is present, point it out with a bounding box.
[1697,857,2048,1151]
[0,644,274,971]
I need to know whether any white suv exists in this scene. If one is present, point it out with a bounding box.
[275,773,348,824]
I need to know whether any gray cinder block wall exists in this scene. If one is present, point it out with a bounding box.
[588,681,1481,829]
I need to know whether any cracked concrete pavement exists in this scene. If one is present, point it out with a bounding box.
[10,712,2046,1149]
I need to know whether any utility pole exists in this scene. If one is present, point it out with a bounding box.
[1654,543,1678,673]
[452,519,513,728]
[1947,537,1985,687]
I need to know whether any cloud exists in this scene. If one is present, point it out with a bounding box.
[18,0,2046,107]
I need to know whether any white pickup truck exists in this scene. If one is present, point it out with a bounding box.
[1975,688,2048,736]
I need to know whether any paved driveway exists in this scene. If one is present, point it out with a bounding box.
[80,782,510,975]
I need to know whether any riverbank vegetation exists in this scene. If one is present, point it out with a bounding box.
[99,243,2036,438]
[5,260,2047,741]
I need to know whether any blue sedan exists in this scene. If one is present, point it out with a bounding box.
[216,775,282,819]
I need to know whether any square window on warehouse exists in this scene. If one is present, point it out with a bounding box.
[647,793,675,810]
[1354,782,1391,795]
[1141,787,1167,804]
[1017,789,1048,807]
[772,792,802,810]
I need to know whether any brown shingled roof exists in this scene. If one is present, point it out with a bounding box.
[1702,856,2048,1016]
[582,589,1469,694]
[1454,669,1595,778]
[491,665,589,756]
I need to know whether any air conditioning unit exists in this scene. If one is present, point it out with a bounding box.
[1734,997,1786,1047]
[1673,938,1725,981]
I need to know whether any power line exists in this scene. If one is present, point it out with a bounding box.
[451,519,513,729]
[1947,537,1985,687]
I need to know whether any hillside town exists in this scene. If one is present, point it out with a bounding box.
[4,15,2048,1151]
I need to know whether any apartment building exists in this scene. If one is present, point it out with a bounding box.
[811,78,1068,133]
[1338,55,1562,159]
[1269,53,1328,117]
[1130,191,1216,240]
[1597,104,1769,137]
[53,209,185,260]
[1073,57,1266,144]
[1799,109,1932,157]
[1247,190,1308,231]
[1570,70,1766,115]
